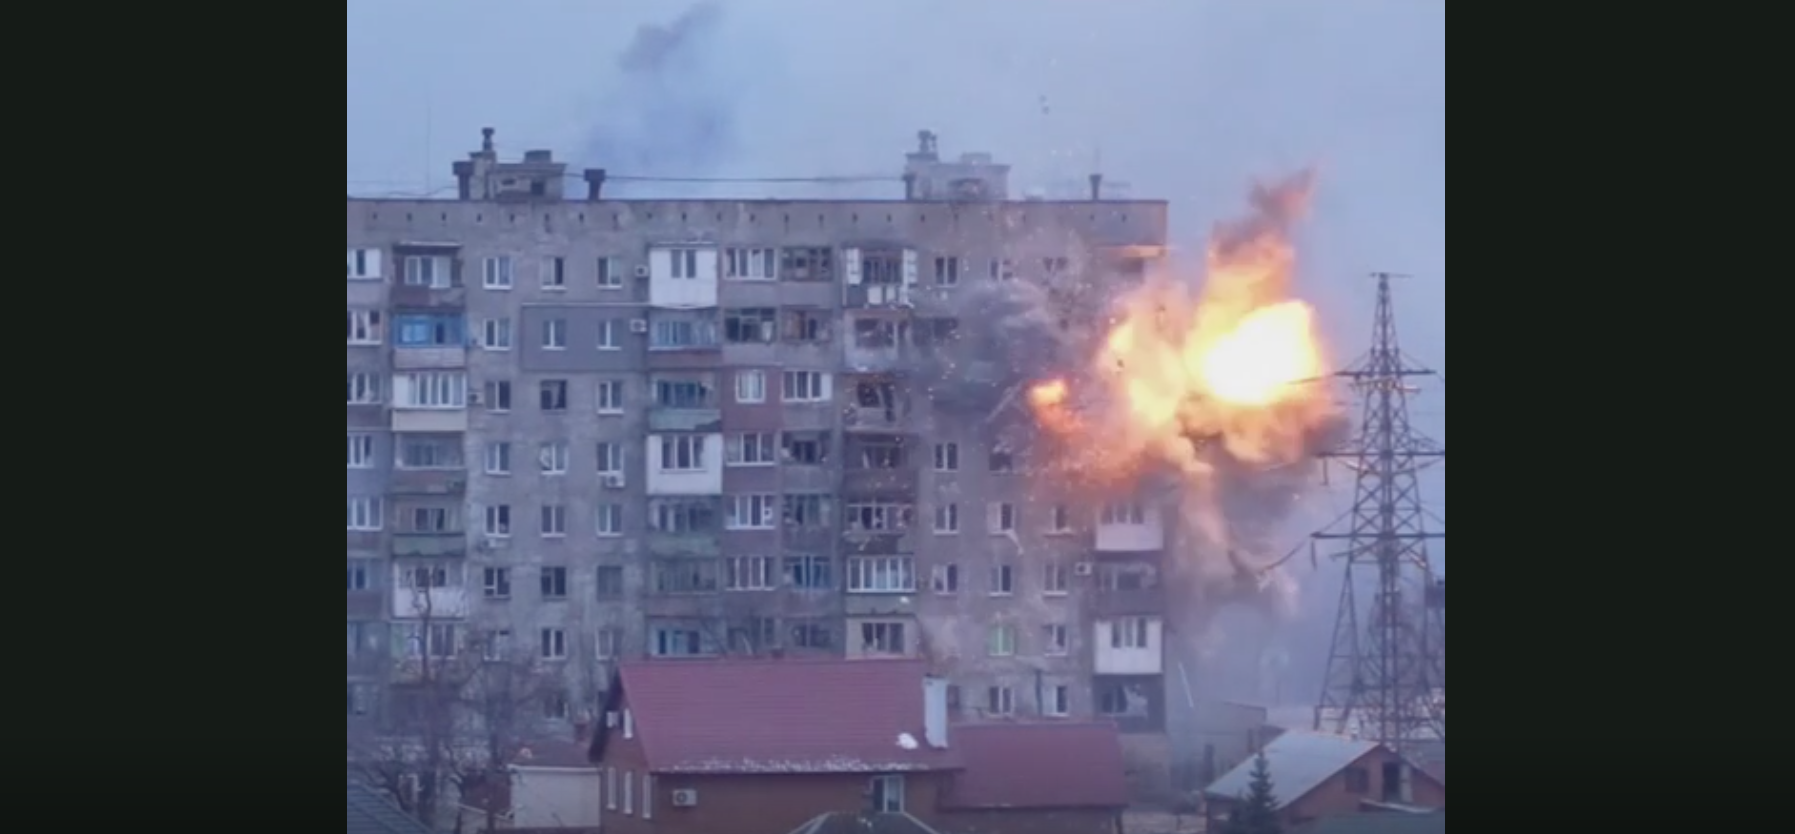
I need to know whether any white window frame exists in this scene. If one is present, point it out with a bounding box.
[622,768,634,814]
[931,564,958,594]
[541,256,566,290]
[598,320,620,350]
[347,497,383,531]
[482,318,512,350]
[538,441,569,475]
[484,442,511,475]
[847,556,915,593]
[870,774,905,813]
[1112,617,1151,649]
[726,555,776,590]
[858,621,908,655]
[404,255,451,288]
[735,369,766,403]
[1044,624,1069,656]
[597,380,625,414]
[483,255,513,289]
[987,623,1016,656]
[596,442,623,475]
[642,773,653,819]
[987,502,1016,534]
[781,370,829,403]
[1102,503,1147,525]
[347,309,383,345]
[540,628,567,660]
[484,504,512,537]
[596,627,622,658]
[347,247,382,280]
[1045,684,1071,717]
[1049,504,1072,534]
[724,247,778,280]
[658,435,707,472]
[346,373,382,405]
[933,442,959,471]
[540,504,566,537]
[989,563,1014,596]
[845,501,913,532]
[400,372,467,409]
[933,255,960,286]
[987,685,1014,715]
[542,319,567,350]
[933,503,958,534]
[726,432,777,466]
[483,380,511,412]
[668,248,699,279]
[597,256,622,288]
[727,494,777,530]
[346,433,375,468]
[606,768,617,810]
[1043,563,1068,596]
[595,503,623,537]
[482,567,511,599]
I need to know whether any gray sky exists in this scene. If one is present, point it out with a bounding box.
[347,0,1445,689]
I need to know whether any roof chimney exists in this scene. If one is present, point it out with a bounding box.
[582,168,608,201]
[902,172,917,200]
[481,127,495,155]
[1088,173,1104,201]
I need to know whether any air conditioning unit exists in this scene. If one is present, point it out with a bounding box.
[633,264,650,278]
[671,789,699,808]
[629,318,649,333]
[601,473,626,489]
[1073,561,1094,576]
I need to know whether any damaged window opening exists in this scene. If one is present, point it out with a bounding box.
[861,250,904,284]
[934,255,960,285]
[654,377,714,408]
[853,380,900,421]
[988,446,1015,473]
[539,380,568,411]
[781,308,831,342]
[915,317,960,347]
[653,559,720,594]
[931,563,959,593]
[990,258,1014,281]
[725,248,778,280]
[858,620,908,652]
[725,308,777,343]
[852,437,907,469]
[782,493,834,528]
[780,247,833,281]
[853,318,910,349]
[1042,256,1070,275]
[1097,682,1151,716]
[784,555,834,590]
[649,499,719,533]
[782,432,830,465]
[790,619,834,648]
[846,501,913,531]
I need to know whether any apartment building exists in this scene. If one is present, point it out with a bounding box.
[347,128,1174,751]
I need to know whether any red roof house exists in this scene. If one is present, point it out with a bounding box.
[586,658,1128,834]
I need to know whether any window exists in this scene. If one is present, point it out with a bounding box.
[726,433,776,466]
[346,433,374,468]
[654,560,719,594]
[540,504,566,537]
[482,567,511,598]
[540,566,568,599]
[1042,256,1070,275]
[781,247,833,281]
[782,433,829,465]
[785,555,833,590]
[782,494,832,528]
[404,255,452,287]
[347,559,374,590]
[347,310,383,345]
[596,503,623,536]
[990,258,1014,280]
[1102,503,1146,524]
[853,319,907,348]
[989,446,1015,473]
[484,505,511,537]
[538,441,569,475]
[539,380,568,411]
[481,318,512,350]
[652,625,709,657]
[596,626,623,658]
[986,686,1014,715]
[596,380,624,413]
[727,494,777,529]
[484,442,511,475]
[403,506,455,533]
[596,442,623,474]
[1343,766,1370,794]
[399,372,467,408]
[541,319,567,349]
[651,319,717,349]
[1111,617,1151,649]
[594,566,624,598]
[482,380,511,412]
[347,497,382,531]
[990,564,1014,596]
[1044,563,1068,595]
[932,503,958,534]
[597,256,622,288]
[397,435,462,469]
[987,624,1016,656]
[846,501,913,531]
[606,768,617,810]
[346,373,382,405]
[735,370,765,403]
[1045,684,1071,717]
[541,627,567,659]
[724,308,777,342]
[400,564,456,590]
[726,556,775,590]
[1049,505,1072,534]
[668,248,699,279]
[931,564,959,594]
[347,247,382,280]
[725,248,777,280]
[933,442,959,471]
[542,256,566,289]
[651,499,719,533]
[988,503,1016,534]
[790,619,834,648]
[622,767,634,814]
[859,621,907,654]
[1044,624,1069,656]
[933,255,959,286]
[597,320,620,350]
[870,775,905,813]
[847,556,915,593]
[782,370,829,402]
[782,309,830,341]
[658,435,707,471]
[655,378,713,408]
[483,256,513,289]
[395,314,464,347]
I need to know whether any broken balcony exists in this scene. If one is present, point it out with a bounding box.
[648,373,722,432]
[645,498,723,556]
[843,317,911,372]
[841,497,916,551]
[842,433,919,492]
[843,248,915,308]
[1088,561,1166,617]
[842,375,912,432]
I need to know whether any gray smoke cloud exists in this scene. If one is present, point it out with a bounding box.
[581,3,734,196]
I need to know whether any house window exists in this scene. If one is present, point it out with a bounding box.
[542,256,566,289]
[482,567,510,599]
[781,370,829,402]
[931,564,959,594]
[484,442,511,475]
[538,441,569,475]
[347,560,374,591]
[650,319,717,349]
[539,380,568,411]
[483,256,513,289]
[1111,617,1151,649]
[398,435,462,469]
[395,315,464,347]
[596,503,623,536]
[726,556,775,590]
[782,494,832,528]
[622,767,634,814]
[932,503,958,534]
[989,563,1014,595]
[987,502,1016,534]
[870,774,905,813]
[540,628,567,660]
[651,499,719,533]
[726,433,777,465]
[846,501,912,531]
[727,494,777,529]
[542,319,568,349]
[605,768,617,809]
[596,566,624,598]
[658,435,707,471]
[736,370,766,403]
[399,372,467,408]
[346,433,374,468]
[484,505,511,537]
[1044,624,1069,655]
[540,566,568,599]
[933,256,959,286]
[597,256,622,288]
[858,621,907,655]
[725,248,778,280]
[481,318,512,349]
[1045,684,1071,717]
[347,309,383,345]
[1049,504,1072,534]
[596,627,622,658]
[1043,563,1068,595]
[347,497,383,531]
[652,626,708,657]
[404,255,451,287]
[597,380,624,413]
[598,320,620,350]
[346,373,382,405]
[642,773,654,819]
[724,308,777,342]
[668,248,699,279]
[790,619,834,648]
[596,442,623,475]
[988,446,1014,473]
[933,442,959,471]
[986,686,1014,716]
[847,557,915,593]
[784,555,833,590]
[1102,503,1147,524]
[540,504,566,537]
[347,247,382,280]
[987,624,1016,656]
[482,380,511,412]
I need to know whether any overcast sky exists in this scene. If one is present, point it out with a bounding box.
[347,0,1445,682]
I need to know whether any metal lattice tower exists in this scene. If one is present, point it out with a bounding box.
[1313,272,1446,747]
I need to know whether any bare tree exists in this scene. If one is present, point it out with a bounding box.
[349,580,558,830]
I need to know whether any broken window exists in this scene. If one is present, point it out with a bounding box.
[652,559,720,594]
[780,308,830,342]
[988,446,1015,473]
[649,499,720,533]
[852,318,909,348]
[595,566,624,598]
[845,501,913,531]
[727,617,778,653]
[852,437,907,469]
[915,317,960,347]
[781,432,830,465]
[858,620,908,653]
[653,376,714,408]
[782,493,833,528]
[784,555,834,589]
[780,247,833,281]
[1097,682,1150,717]
[724,308,777,343]
[851,379,900,423]
[861,250,904,284]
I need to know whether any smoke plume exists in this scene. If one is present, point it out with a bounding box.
[581,3,735,195]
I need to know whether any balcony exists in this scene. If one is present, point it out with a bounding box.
[392,408,466,433]
[347,590,384,620]
[645,531,721,557]
[390,284,466,309]
[391,532,467,558]
[391,587,468,619]
[648,407,722,433]
[844,283,912,309]
[842,403,913,433]
[389,469,467,495]
[1089,586,1166,617]
[393,346,468,370]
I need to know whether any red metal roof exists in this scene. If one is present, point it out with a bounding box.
[616,658,956,775]
[941,722,1129,810]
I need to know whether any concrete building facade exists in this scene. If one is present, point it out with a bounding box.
[347,128,1173,756]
